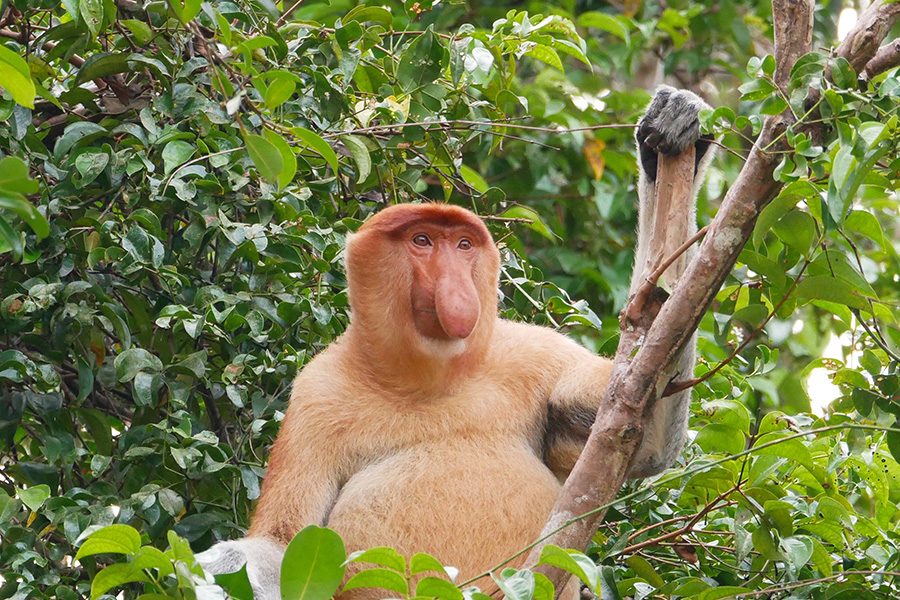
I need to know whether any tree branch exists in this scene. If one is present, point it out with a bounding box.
[836,0,900,73]
[523,1,819,593]
[864,38,900,79]
[773,0,814,89]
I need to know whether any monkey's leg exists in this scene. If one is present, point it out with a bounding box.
[196,537,283,600]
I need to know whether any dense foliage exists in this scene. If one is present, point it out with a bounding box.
[0,0,897,598]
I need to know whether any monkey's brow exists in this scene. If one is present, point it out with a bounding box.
[381,217,490,243]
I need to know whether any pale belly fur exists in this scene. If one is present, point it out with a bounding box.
[326,437,561,594]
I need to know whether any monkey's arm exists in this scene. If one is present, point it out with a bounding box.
[197,372,346,597]
[247,406,343,540]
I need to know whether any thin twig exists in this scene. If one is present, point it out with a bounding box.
[664,249,815,396]
[619,483,740,555]
[622,226,709,327]
[735,570,900,598]
[275,0,305,26]
[321,119,637,139]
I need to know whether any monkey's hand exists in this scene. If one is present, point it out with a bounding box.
[196,537,283,600]
[636,85,712,181]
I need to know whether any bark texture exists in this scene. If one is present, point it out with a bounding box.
[837,0,900,73]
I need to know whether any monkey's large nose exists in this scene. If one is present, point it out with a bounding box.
[434,274,479,339]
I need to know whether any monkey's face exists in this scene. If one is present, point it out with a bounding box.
[405,224,481,341]
[346,204,500,352]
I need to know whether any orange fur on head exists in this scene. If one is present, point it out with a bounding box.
[343,203,500,392]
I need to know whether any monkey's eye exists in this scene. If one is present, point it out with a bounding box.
[412,234,432,247]
[457,238,473,250]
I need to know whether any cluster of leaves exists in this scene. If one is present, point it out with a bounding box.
[0,0,897,599]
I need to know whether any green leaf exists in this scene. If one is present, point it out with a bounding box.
[244,133,283,184]
[341,135,371,184]
[172,350,207,379]
[701,400,752,433]
[122,225,164,266]
[772,210,815,254]
[844,210,885,249]
[74,149,110,186]
[162,140,195,175]
[789,52,826,87]
[779,535,813,572]
[114,348,163,382]
[291,127,339,175]
[76,524,142,559]
[264,71,297,110]
[754,432,814,471]
[0,44,36,108]
[0,156,39,194]
[886,425,900,465]
[753,180,818,248]
[133,546,174,576]
[216,565,254,600]
[459,165,488,194]
[525,44,564,71]
[795,275,873,311]
[0,192,50,239]
[415,577,463,600]
[343,5,393,27]
[263,129,297,191]
[91,563,150,599]
[409,552,447,575]
[53,122,108,159]
[537,545,599,592]
[499,205,557,241]
[598,566,621,600]
[492,569,535,600]
[751,526,780,560]
[120,19,153,44]
[79,0,105,37]
[826,119,895,223]
[347,547,405,573]
[17,484,51,511]
[343,568,409,595]
[0,215,21,256]
[695,423,746,455]
[625,555,664,588]
[74,53,131,85]
[167,0,201,24]
[280,525,346,600]
[739,77,777,102]
[577,12,629,41]
[830,57,856,88]
[397,27,446,92]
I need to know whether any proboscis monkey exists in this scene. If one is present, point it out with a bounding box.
[197,86,714,599]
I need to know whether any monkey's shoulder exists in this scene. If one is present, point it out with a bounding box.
[491,319,594,364]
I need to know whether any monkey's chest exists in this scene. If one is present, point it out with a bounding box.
[326,436,560,577]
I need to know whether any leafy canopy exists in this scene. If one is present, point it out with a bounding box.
[0,0,897,599]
